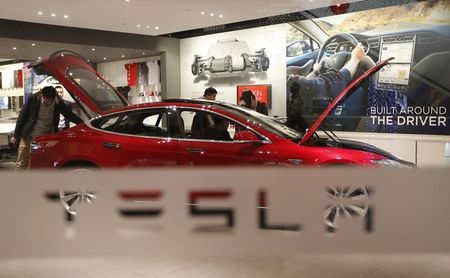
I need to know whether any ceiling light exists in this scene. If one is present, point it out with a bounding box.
[121,54,125,58]
[92,48,95,51]
[38,11,43,15]
[154,26,159,30]
[103,57,107,60]
[12,47,17,50]
[87,59,90,62]
[219,14,223,18]
[38,56,42,59]
[142,52,146,55]
[146,25,150,29]
[201,11,205,15]
[64,15,68,19]
[125,0,130,2]
[137,24,141,27]
[210,13,214,16]
[51,13,56,17]
[31,43,36,46]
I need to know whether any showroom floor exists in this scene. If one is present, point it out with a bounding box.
[0,254,449,277]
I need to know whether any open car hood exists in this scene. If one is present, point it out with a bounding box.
[30,50,128,119]
[299,57,394,145]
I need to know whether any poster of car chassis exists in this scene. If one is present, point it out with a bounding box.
[191,38,270,78]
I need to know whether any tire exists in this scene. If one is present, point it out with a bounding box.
[191,63,199,75]
[62,161,99,173]
[261,57,270,71]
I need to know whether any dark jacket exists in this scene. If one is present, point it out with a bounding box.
[286,94,308,133]
[14,92,83,139]
[256,101,268,116]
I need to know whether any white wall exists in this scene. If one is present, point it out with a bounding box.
[180,24,287,117]
[97,56,160,87]
[0,62,24,97]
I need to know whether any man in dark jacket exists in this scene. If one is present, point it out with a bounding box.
[286,81,308,133]
[11,86,83,170]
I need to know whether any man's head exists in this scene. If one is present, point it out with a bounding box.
[41,86,57,106]
[55,85,64,98]
[203,87,218,101]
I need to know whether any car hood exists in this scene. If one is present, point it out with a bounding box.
[299,57,394,145]
[30,50,128,119]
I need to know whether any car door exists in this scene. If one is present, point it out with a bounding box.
[176,108,278,166]
[90,108,179,167]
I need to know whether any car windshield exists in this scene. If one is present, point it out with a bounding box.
[312,1,450,36]
[67,67,126,112]
[218,103,302,140]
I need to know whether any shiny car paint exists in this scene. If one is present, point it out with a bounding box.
[29,51,405,168]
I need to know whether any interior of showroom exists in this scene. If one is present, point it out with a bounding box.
[0,0,450,277]
[0,0,449,167]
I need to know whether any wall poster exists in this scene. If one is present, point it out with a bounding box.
[236,84,272,108]
[286,0,450,135]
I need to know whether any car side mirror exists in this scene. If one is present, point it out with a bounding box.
[233,131,261,142]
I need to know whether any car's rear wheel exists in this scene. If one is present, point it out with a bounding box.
[62,161,99,173]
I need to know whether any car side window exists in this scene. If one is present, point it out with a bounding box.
[114,110,169,137]
[91,115,120,131]
[179,109,254,142]
[287,27,319,55]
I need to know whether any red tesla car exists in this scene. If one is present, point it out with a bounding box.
[29,51,413,169]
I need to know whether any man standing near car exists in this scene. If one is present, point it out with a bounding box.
[11,86,83,170]
[200,87,218,101]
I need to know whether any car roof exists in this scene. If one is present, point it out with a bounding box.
[100,98,238,116]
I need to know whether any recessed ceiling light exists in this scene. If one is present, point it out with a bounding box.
[121,54,125,58]
[103,57,107,60]
[38,11,43,15]
[146,25,150,29]
[154,26,159,30]
[87,59,90,62]
[201,11,205,15]
[64,15,68,19]
[210,13,214,16]
[31,43,36,46]
[137,24,141,27]
[38,56,42,59]
[142,52,146,55]
[51,13,56,17]
[12,47,17,50]
[92,48,95,51]
[219,14,223,18]
[125,0,130,2]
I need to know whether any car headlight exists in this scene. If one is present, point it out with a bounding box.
[371,158,414,168]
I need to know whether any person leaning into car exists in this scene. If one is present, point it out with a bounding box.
[10,86,83,170]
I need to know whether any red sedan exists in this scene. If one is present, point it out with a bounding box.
[29,51,412,169]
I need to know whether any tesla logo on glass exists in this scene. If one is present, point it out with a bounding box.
[44,187,373,233]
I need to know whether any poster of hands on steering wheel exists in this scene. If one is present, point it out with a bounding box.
[286,0,450,135]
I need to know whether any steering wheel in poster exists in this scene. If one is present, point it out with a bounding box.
[316,33,375,76]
